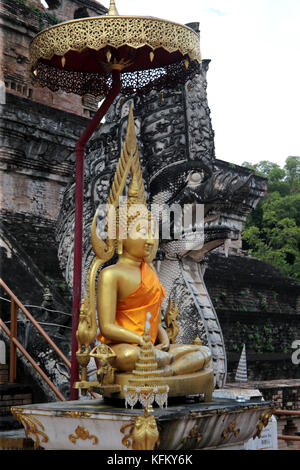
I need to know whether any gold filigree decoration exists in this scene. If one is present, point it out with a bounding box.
[29,16,201,69]
[253,409,273,440]
[63,411,91,418]
[90,344,117,385]
[76,104,137,385]
[165,297,179,344]
[193,336,202,345]
[87,104,146,316]
[76,295,96,358]
[11,408,49,450]
[75,105,155,395]
[69,425,98,445]
[101,58,134,73]
[182,424,203,446]
[221,421,240,439]
[89,103,155,283]
[120,412,160,450]
[120,420,135,449]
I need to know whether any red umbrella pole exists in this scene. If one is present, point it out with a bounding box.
[70,69,121,400]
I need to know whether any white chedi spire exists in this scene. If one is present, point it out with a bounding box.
[235,344,248,382]
[145,312,151,333]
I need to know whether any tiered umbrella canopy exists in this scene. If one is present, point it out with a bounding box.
[30,2,201,96]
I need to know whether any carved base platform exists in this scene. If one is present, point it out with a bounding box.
[82,369,215,402]
[11,394,274,450]
[114,368,214,401]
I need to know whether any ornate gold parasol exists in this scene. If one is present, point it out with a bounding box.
[30,3,201,97]
[29,1,202,400]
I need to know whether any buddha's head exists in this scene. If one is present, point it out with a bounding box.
[116,173,158,260]
[91,104,159,264]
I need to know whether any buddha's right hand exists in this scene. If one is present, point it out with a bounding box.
[138,336,147,348]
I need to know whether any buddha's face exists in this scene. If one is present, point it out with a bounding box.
[121,215,157,260]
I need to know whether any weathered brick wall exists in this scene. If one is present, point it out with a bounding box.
[1,172,65,220]
[46,0,107,23]
[1,0,99,117]
[1,210,71,306]
[206,254,299,316]
[0,365,9,384]
[227,352,300,382]
[219,312,300,356]
[0,390,32,416]
[0,93,88,307]
[0,379,32,417]
[262,384,300,411]
[205,253,300,381]
[0,93,89,217]
[0,1,104,318]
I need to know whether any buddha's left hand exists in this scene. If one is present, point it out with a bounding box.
[155,342,169,351]
[155,324,170,351]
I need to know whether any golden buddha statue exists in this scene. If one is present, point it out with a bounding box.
[75,105,214,401]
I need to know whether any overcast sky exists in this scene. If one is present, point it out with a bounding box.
[96,1,300,168]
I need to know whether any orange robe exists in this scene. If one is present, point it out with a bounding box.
[99,260,166,345]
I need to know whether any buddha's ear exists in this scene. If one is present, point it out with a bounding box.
[145,237,159,264]
[117,239,123,255]
[145,215,159,264]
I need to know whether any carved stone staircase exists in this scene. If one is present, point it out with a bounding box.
[180,258,227,388]
[0,278,72,449]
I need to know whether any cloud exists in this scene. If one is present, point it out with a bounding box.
[206,8,227,17]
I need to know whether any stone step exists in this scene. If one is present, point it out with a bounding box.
[0,364,9,384]
[0,383,33,431]
[0,428,35,450]
[182,261,227,387]
[202,311,216,320]
[206,319,218,328]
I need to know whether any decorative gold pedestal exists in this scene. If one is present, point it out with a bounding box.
[117,369,214,401]
[91,368,214,402]
[10,396,275,450]
[74,380,121,396]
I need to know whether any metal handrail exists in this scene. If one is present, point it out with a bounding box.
[0,295,72,317]
[0,319,66,402]
[0,278,98,400]
[274,410,300,416]
[3,320,72,330]
[275,409,300,444]
[278,435,300,441]
[0,278,71,370]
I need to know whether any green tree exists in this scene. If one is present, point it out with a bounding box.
[242,157,300,280]
[285,156,300,192]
